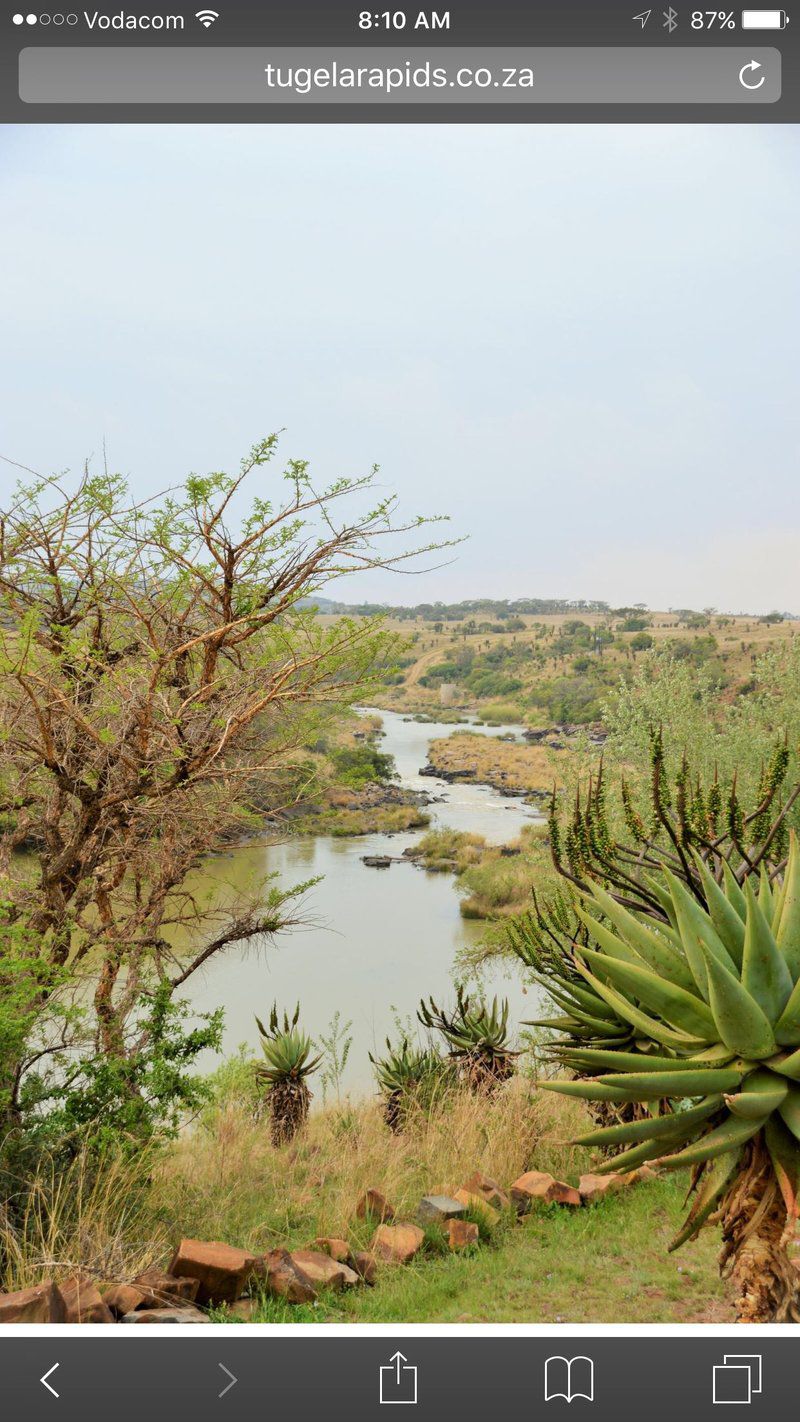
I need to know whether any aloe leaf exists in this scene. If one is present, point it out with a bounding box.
[656,1112,765,1170]
[586,882,697,991]
[552,1047,732,1075]
[538,1078,640,1103]
[764,1115,800,1219]
[777,1084,800,1143]
[721,859,747,921]
[777,831,800,982]
[575,908,642,967]
[668,1151,739,1251]
[642,873,679,928]
[741,877,793,1020]
[574,963,707,1051]
[758,864,774,920]
[579,948,716,1040]
[768,1047,800,1081]
[665,870,738,999]
[573,1095,722,1148]
[590,1135,686,1173]
[773,973,800,1047]
[690,851,745,968]
[667,871,740,975]
[699,939,777,1060]
[541,975,621,1023]
[542,985,627,1038]
[596,1067,744,1099]
[724,1068,788,1119]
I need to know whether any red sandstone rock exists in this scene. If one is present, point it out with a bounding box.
[168,1239,257,1305]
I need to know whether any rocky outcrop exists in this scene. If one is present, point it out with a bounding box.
[416,1194,467,1226]
[289,1250,360,1291]
[356,1188,395,1222]
[58,1274,115,1324]
[372,1223,425,1264]
[169,1239,257,1305]
[447,1219,479,1251]
[0,1281,66,1323]
[263,1248,317,1304]
[511,1171,582,1211]
[0,1159,656,1322]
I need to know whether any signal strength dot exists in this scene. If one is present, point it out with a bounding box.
[195,8,218,26]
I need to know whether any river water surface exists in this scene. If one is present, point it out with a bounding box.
[188,710,538,1096]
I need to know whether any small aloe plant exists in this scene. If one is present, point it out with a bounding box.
[255,1003,322,1146]
[369,1036,444,1131]
[418,988,517,1092]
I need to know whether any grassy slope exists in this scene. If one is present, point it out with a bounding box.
[152,1080,732,1326]
[216,1177,727,1325]
[339,610,798,720]
[4,1074,732,1324]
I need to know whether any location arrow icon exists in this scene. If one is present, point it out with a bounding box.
[633,9,652,24]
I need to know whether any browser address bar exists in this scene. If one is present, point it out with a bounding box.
[19,46,782,104]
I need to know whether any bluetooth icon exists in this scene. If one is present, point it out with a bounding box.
[662,6,678,28]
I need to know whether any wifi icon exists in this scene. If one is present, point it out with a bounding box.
[195,8,219,25]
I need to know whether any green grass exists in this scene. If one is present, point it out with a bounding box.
[212,1178,729,1325]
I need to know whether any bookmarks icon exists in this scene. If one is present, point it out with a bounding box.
[545,1357,594,1404]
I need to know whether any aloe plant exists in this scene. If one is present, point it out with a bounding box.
[255,1004,321,1146]
[540,834,800,1323]
[369,1036,444,1131]
[508,890,656,1147]
[418,988,517,1091]
[548,729,797,914]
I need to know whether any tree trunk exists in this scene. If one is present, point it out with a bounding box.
[269,1078,310,1146]
[720,1137,800,1323]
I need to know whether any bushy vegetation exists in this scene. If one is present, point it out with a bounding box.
[327,742,397,788]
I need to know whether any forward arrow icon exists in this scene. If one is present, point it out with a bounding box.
[218,1363,238,1398]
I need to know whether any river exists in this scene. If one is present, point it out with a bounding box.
[187,709,539,1098]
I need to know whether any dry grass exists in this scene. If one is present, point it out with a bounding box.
[0,1148,169,1293]
[355,609,800,718]
[151,1081,589,1259]
[0,1089,725,1325]
[0,1058,588,1300]
[427,732,566,796]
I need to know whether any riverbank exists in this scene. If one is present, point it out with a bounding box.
[258,712,432,840]
[407,823,552,919]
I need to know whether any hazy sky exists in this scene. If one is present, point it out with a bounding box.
[1,123,797,612]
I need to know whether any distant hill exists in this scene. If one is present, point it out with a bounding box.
[299,597,796,622]
[301,596,613,621]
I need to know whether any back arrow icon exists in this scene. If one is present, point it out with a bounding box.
[40,1363,60,1398]
[218,1364,237,1398]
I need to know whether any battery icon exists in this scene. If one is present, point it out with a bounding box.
[741,9,789,25]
